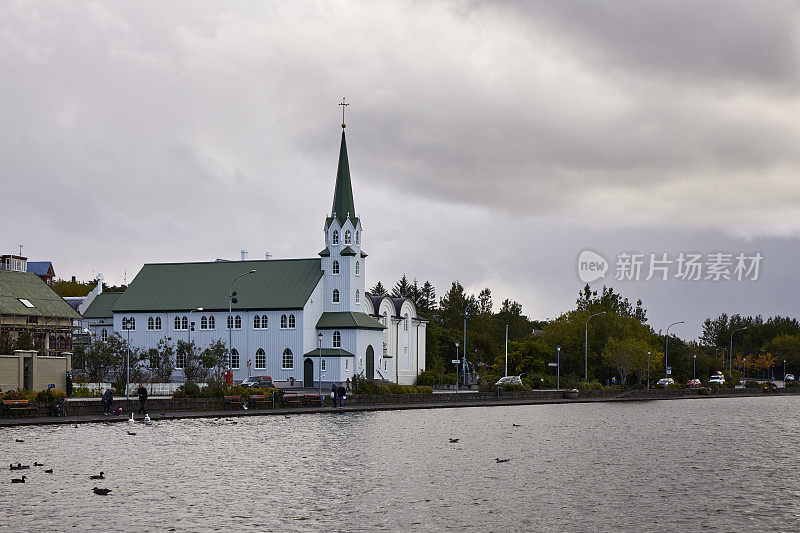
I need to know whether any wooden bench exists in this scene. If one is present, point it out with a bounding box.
[304,394,325,407]
[2,399,38,418]
[247,394,273,409]
[283,394,302,407]
[223,395,245,409]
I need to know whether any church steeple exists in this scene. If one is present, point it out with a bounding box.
[330,131,357,227]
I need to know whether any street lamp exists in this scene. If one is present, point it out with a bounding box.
[122,317,131,401]
[463,307,469,387]
[784,359,786,382]
[187,307,203,344]
[228,270,256,371]
[318,332,323,399]
[729,326,747,383]
[454,341,460,393]
[556,345,561,391]
[585,311,606,381]
[693,354,696,382]
[665,321,684,378]
[647,351,651,390]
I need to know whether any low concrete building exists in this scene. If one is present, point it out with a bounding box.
[0,349,72,392]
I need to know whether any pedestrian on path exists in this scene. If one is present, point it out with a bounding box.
[101,387,113,415]
[330,383,337,408]
[337,383,346,408]
[137,383,148,414]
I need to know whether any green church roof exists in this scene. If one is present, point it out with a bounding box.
[82,292,124,318]
[318,248,330,257]
[302,347,356,358]
[339,246,357,256]
[0,270,81,319]
[316,311,385,330]
[112,259,323,312]
[329,131,358,227]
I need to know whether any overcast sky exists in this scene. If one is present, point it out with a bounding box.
[2,1,799,340]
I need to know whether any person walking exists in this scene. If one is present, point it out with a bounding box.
[337,383,346,408]
[330,383,337,408]
[137,383,148,414]
[101,387,113,415]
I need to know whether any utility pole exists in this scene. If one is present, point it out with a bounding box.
[505,324,508,376]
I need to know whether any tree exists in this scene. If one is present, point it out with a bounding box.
[0,329,13,354]
[603,336,651,386]
[576,284,647,323]
[147,337,175,383]
[177,340,202,383]
[392,274,412,299]
[14,331,34,350]
[419,281,436,313]
[477,288,492,315]
[370,281,387,296]
[201,339,229,381]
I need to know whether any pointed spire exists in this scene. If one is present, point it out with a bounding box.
[330,131,356,227]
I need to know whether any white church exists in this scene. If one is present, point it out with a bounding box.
[106,124,426,386]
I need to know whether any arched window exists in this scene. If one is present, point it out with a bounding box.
[288,314,296,328]
[281,314,287,328]
[261,315,268,329]
[355,289,360,303]
[356,231,360,245]
[253,315,261,329]
[181,316,188,330]
[148,317,155,330]
[174,316,181,330]
[201,316,208,330]
[235,315,242,329]
[231,349,240,369]
[227,315,234,330]
[101,329,108,341]
[321,359,326,372]
[255,348,266,369]
[345,230,351,244]
[332,289,339,303]
[208,316,215,329]
[404,314,409,331]
[282,348,293,369]
[355,261,359,276]
[332,230,339,245]
[176,351,185,369]
[155,317,162,330]
[129,317,135,330]
[333,330,341,348]
[332,260,339,275]
[383,312,388,326]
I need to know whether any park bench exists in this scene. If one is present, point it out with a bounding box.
[223,395,245,409]
[247,394,273,409]
[304,394,325,407]
[283,394,302,407]
[2,399,38,418]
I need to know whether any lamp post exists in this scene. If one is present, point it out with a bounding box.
[556,345,561,391]
[318,332,323,399]
[187,307,203,344]
[693,354,696,383]
[665,321,684,377]
[454,341,460,393]
[585,311,606,382]
[784,359,786,382]
[729,326,747,383]
[647,351,651,390]
[122,317,131,401]
[463,307,468,387]
[228,270,256,371]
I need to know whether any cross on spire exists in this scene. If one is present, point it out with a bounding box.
[339,97,349,129]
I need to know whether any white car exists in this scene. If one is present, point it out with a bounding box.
[495,375,523,387]
[784,374,795,382]
[708,375,725,385]
[656,378,674,387]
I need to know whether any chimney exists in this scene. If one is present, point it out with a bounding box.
[265,251,271,261]
[97,273,103,294]
[240,249,248,261]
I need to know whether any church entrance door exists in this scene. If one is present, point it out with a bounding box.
[366,345,375,380]
[304,358,314,387]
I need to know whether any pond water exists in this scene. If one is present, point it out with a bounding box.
[2,396,799,531]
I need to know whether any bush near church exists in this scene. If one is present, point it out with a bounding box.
[352,374,432,395]
[171,379,284,399]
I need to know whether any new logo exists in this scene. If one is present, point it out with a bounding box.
[578,250,608,283]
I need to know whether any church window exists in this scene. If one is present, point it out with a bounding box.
[332,260,339,275]
[332,230,339,245]
[201,316,208,330]
[288,314,296,328]
[282,348,293,369]
[255,348,266,369]
[253,315,261,329]
[404,314,409,331]
[182,316,188,330]
[122,317,135,330]
[231,349,240,369]
[355,290,360,303]
[208,316,215,329]
[359,357,363,369]
[384,360,387,371]
[155,317,162,330]
[333,331,341,348]
[332,289,340,303]
[175,316,182,330]
[227,315,234,330]
[262,315,268,329]
[355,261,359,276]
[383,312,388,326]
[321,359,326,372]
[345,359,349,371]
[148,317,155,330]
[356,231,360,245]
[281,314,288,328]
[101,329,108,341]
[345,230,351,244]
[176,352,185,369]
[234,315,242,329]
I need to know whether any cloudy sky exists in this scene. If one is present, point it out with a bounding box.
[2,0,799,340]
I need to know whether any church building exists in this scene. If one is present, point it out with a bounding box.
[109,123,426,386]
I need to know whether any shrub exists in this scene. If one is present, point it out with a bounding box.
[745,380,760,389]
[34,388,67,403]
[71,385,101,398]
[667,382,685,389]
[173,381,201,398]
[578,380,606,391]
[786,381,799,388]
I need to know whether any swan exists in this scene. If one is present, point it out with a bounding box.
[128,413,135,423]
[144,414,151,423]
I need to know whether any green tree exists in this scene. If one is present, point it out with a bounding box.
[370,281,387,296]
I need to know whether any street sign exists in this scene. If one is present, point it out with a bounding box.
[451,359,460,364]
[548,363,558,367]
[666,366,672,375]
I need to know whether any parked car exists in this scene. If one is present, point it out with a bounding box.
[656,378,674,387]
[784,374,795,382]
[709,374,725,385]
[240,375,274,388]
[495,375,523,387]
[686,379,701,388]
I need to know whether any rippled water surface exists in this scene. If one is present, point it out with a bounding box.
[3,396,800,531]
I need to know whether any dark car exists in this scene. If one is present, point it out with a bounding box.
[241,376,274,388]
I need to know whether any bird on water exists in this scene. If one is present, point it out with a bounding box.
[449,438,459,443]
[495,458,510,463]
[11,476,26,483]
[89,471,105,480]
[92,487,112,495]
